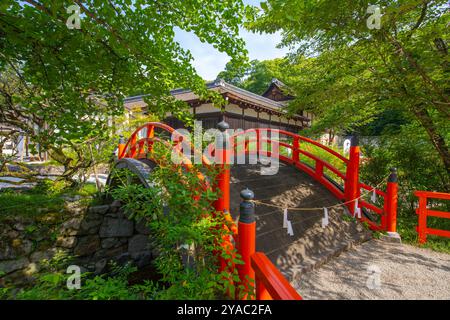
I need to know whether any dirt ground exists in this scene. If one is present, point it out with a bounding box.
[294,239,450,300]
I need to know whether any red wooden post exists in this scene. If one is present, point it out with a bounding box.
[386,168,399,232]
[293,136,300,163]
[213,121,231,275]
[138,140,145,156]
[315,161,324,180]
[256,278,272,300]
[256,129,260,154]
[214,121,231,214]
[130,134,137,158]
[344,136,360,214]
[417,195,428,244]
[237,188,256,299]
[146,125,154,153]
[118,135,126,159]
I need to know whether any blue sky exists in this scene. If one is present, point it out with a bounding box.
[174,0,289,81]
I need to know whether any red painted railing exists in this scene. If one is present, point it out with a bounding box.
[118,122,212,166]
[117,122,399,301]
[207,128,397,232]
[237,189,302,300]
[251,253,302,300]
[414,191,450,244]
[118,122,172,160]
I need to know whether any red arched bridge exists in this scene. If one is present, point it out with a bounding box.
[108,121,399,300]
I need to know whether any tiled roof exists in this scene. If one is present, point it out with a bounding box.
[124,79,286,110]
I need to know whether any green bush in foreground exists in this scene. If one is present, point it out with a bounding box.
[1,252,146,300]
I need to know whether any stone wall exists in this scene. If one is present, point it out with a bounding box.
[0,201,155,287]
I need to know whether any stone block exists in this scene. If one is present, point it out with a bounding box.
[99,218,133,238]
[380,232,402,244]
[101,238,120,249]
[74,235,101,256]
[56,236,77,249]
[0,257,30,275]
[30,249,56,263]
[61,218,83,231]
[88,205,110,215]
[0,244,15,260]
[79,215,103,234]
[93,244,127,261]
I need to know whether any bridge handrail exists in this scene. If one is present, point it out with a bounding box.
[229,128,349,164]
[116,121,399,300]
[360,182,387,197]
[251,252,302,300]
[119,122,174,159]
[414,191,450,200]
[120,122,212,166]
[230,137,347,181]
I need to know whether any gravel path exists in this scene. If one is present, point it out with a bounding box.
[294,239,450,300]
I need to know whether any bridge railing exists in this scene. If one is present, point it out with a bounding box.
[237,188,302,300]
[119,122,398,233]
[223,128,396,232]
[118,122,212,166]
[414,191,450,244]
[118,122,170,159]
[117,121,399,300]
[251,252,302,300]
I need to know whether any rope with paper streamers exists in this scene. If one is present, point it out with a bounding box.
[251,175,390,235]
[251,174,389,212]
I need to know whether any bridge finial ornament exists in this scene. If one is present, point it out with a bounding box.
[218,121,230,132]
[350,135,359,146]
[240,188,255,224]
[388,167,398,183]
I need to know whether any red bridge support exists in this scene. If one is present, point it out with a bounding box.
[344,136,360,214]
[237,188,302,300]
[118,135,126,160]
[386,168,398,233]
[237,189,256,299]
[214,121,231,214]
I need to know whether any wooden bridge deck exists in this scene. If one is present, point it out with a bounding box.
[229,161,372,281]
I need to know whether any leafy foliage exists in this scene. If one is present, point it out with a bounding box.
[217,58,295,95]
[6,252,146,300]
[0,179,99,220]
[0,0,248,177]
[109,141,249,299]
[361,122,450,252]
[247,0,449,176]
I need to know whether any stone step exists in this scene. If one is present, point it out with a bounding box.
[229,162,373,280]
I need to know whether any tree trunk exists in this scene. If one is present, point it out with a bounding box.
[88,143,102,191]
[412,104,450,181]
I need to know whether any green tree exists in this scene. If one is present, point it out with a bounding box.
[243,58,290,94]
[0,0,248,178]
[217,58,294,95]
[248,0,450,177]
[217,58,251,87]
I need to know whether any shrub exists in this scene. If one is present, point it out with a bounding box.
[109,141,248,300]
